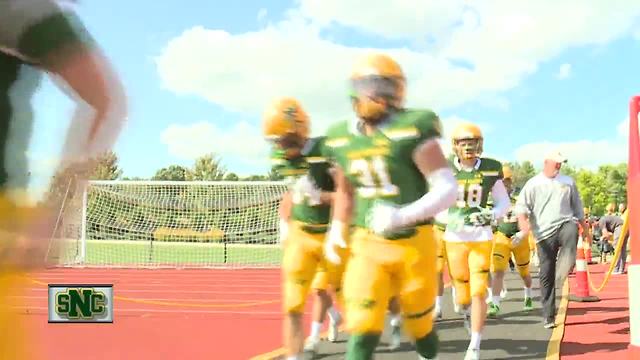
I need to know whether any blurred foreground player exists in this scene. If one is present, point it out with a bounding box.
[263,98,345,359]
[323,53,458,360]
[0,0,127,358]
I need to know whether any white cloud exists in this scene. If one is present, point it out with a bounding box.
[514,120,630,169]
[257,8,267,22]
[160,121,270,172]
[298,0,467,40]
[618,118,629,138]
[156,1,640,160]
[556,63,572,79]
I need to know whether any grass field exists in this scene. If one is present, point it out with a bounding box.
[54,239,282,268]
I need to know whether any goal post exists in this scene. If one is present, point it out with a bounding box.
[48,180,289,269]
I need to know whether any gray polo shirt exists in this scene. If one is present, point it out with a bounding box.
[515,173,585,242]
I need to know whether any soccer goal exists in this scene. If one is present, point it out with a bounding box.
[48,180,288,269]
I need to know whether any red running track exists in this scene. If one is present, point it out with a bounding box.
[561,264,630,359]
[10,267,310,360]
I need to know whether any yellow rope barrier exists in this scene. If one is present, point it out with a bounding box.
[585,210,629,293]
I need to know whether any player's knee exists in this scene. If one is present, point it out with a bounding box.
[346,303,386,334]
[415,330,439,359]
[284,299,305,314]
[346,334,380,360]
[453,281,471,305]
[517,264,530,278]
[470,271,490,298]
[404,308,435,339]
[283,284,307,314]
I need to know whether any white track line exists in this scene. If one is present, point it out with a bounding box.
[9,295,280,303]
[20,288,281,295]
[10,306,290,315]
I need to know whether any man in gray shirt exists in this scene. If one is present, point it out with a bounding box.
[515,151,590,329]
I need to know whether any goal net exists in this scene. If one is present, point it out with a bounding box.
[48,180,288,269]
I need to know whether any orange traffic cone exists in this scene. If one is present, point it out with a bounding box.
[584,238,595,264]
[569,236,600,302]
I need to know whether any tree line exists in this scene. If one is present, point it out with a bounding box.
[45,151,628,218]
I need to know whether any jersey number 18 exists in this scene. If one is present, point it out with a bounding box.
[457,183,483,208]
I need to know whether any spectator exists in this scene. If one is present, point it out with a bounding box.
[618,203,627,216]
[600,203,629,274]
[515,151,590,329]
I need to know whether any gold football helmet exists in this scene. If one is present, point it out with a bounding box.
[349,53,406,123]
[452,122,483,160]
[263,97,310,158]
[502,164,514,193]
[502,164,513,179]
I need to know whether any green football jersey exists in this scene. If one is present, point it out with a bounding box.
[271,137,334,233]
[447,157,504,229]
[496,196,519,237]
[323,109,442,239]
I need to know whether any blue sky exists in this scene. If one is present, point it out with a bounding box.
[26,0,640,198]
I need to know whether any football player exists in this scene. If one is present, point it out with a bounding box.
[443,123,511,360]
[487,165,533,317]
[263,98,345,359]
[323,53,458,360]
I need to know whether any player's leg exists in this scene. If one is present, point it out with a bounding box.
[466,240,493,358]
[513,240,533,311]
[398,226,439,360]
[434,228,447,320]
[444,241,472,332]
[281,225,322,358]
[343,230,393,360]
[529,233,539,267]
[306,270,332,353]
[0,270,34,360]
[387,295,403,350]
[488,233,511,317]
[325,254,347,343]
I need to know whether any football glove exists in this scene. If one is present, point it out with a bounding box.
[292,175,321,206]
[511,231,527,247]
[468,209,494,227]
[367,200,402,236]
[324,221,348,264]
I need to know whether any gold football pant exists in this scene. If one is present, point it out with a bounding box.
[444,240,492,306]
[435,228,447,274]
[491,232,531,278]
[282,222,347,314]
[343,225,437,339]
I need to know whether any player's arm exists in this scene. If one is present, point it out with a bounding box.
[328,165,354,226]
[279,192,293,220]
[393,138,458,226]
[11,1,127,166]
[324,164,353,263]
[489,180,510,220]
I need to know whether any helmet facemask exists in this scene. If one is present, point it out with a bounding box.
[453,137,483,161]
[350,75,403,124]
[270,132,306,160]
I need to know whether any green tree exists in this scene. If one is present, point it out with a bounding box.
[224,173,239,181]
[153,165,189,181]
[89,151,123,180]
[186,153,226,181]
[506,161,537,192]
